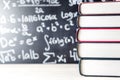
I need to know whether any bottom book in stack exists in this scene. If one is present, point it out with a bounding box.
[78,43,120,77]
[80,59,120,77]
[77,28,120,77]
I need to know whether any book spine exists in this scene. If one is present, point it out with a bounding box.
[78,43,120,58]
[78,15,120,28]
[78,2,120,15]
[80,59,120,77]
[78,28,120,43]
[78,3,82,15]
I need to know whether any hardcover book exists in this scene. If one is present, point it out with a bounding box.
[79,2,120,15]
[78,16,120,27]
[80,59,120,77]
[77,28,120,42]
[78,43,120,58]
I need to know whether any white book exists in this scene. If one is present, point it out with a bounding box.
[79,2,120,15]
[80,60,120,77]
[78,16,120,28]
[78,28,120,42]
[78,43,120,58]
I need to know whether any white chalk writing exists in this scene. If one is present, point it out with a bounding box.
[61,11,78,21]
[18,0,61,7]
[0,25,20,35]
[0,49,16,63]
[0,37,17,48]
[69,48,80,61]
[0,0,78,63]
[43,52,57,64]
[21,14,57,22]
[44,34,75,51]
[21,49,39,60]
[3,0,11,10]
[69,0,82,6]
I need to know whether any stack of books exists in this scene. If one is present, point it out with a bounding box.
[77,2,120,77]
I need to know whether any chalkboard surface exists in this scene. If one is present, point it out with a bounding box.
[0,0,79,64]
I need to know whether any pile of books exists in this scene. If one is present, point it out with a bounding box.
[77,2,120,77]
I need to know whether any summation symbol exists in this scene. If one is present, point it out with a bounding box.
[43,52,57,64]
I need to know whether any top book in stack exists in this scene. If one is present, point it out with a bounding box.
[79,2,120,15]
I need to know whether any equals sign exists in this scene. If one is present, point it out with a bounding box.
[12,3,17,7]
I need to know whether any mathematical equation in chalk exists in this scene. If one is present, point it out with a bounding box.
[0,0,79,64]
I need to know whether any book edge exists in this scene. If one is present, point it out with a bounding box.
[79,2,120,15]
[79,59,120,77]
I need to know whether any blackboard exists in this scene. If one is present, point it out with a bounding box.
[0,0,80,64]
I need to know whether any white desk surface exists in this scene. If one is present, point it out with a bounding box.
[0,64,118,80]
